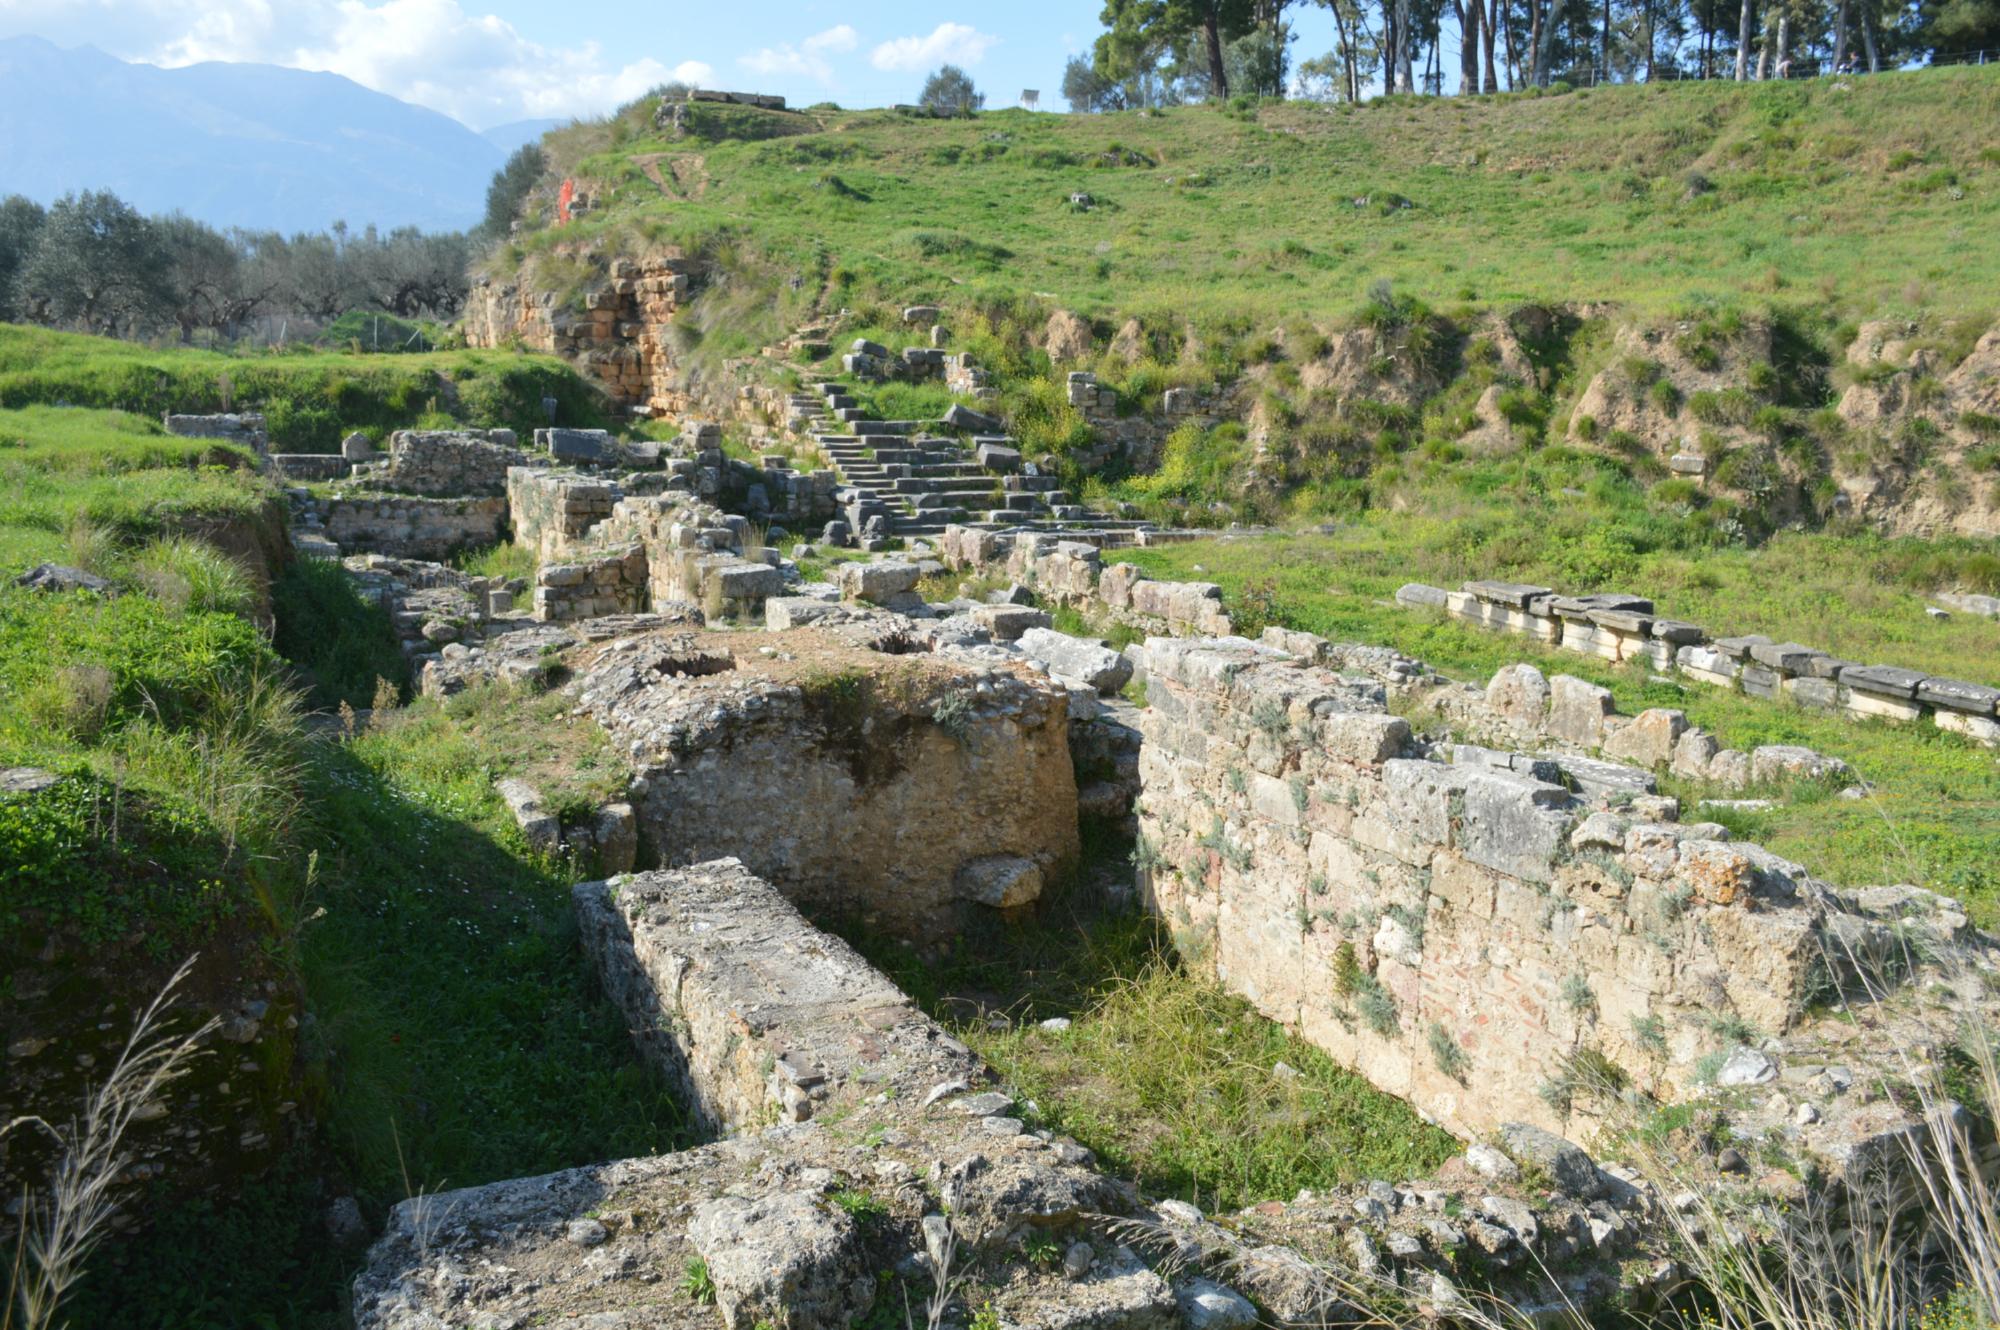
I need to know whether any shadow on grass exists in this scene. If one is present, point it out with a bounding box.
[70,737,692,1330]
[817,820,1459,1213]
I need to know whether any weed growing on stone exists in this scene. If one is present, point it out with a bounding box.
[1427,1022,1470,1084]
[681,1257,716,1305]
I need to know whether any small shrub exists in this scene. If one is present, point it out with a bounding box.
[1428,1022,1470,1081]
[1561,974,1598,1017]
[682,1258,716,1305]
[1353,974,1400,1037]
[1632,1014,1667,1054]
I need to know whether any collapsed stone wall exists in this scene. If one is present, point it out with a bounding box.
[1401,579,2000,747]
[574,629,1081,943]
[320,494,507,561]
[1133,634,1992,1149]
[941,527,1235,638]
[349,429,530,497]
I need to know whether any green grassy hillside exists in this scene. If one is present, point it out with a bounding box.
[513,67,2000,332]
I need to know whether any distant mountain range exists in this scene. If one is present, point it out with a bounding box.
[0,37,552,234]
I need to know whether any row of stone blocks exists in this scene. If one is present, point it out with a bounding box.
[1398,580,2000,745]
[940,525,1235,639]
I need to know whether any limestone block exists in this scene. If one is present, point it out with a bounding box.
[969,604,1049,642]
[1670,728,1719,780]
[1486,663,1551,729]
[1396,582,1448,609]
[1547,676,1615,747]
[1317,712,1412,765]
[1455,769,1572,885]
[1600,708,1686,769]
[1916,677,2000,715]
[1707,749,1752,788]
[955,854,1045,908]
[1749,746,1852,785]
[1018,628,1134,695]
[711,561,783,602]
[495,778,559,853]
[1934,709,2000,743]
[836,559,923,604]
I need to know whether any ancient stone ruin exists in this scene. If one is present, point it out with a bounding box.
[298,426,2000,1328]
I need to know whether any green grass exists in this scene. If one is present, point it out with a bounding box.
[832,834,1457,1209]
[0,324,608,452]
[1118,531,2000,929]
[0,405,271,572]
[509,68,2000,351]
[297,688,688,1200]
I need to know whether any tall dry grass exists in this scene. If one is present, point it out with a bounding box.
[3,959,216,1330]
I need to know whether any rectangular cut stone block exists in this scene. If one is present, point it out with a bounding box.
[1748,641,1821,673]
[1915,678,2000,715]
[1839,664,1926,698]
[1454,769,1572,886]
[1783,677,1840,711]
[1935,710,2000,743]
[1676,644,1738,688]
[1651,619,1705,645]
[1841,687,1925,722]
[1464,581,1552,609]
[1739,665,1781,700]
[1396,582,1448,608]
[1712,634,1773,660]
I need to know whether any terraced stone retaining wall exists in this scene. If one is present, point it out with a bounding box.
[1401,580,2000,747]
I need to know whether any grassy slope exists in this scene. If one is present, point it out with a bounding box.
[521,68,2000,326]
[0,405,269,570]
[0,324,608,452]
[1112,535,2000,928]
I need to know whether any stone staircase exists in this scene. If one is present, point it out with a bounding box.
[285,487,343,560]
[804,380,1132,541]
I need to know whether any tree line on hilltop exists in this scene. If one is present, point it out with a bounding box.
[1064,0,1998,107]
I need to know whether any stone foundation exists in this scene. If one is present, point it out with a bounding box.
[576,629,1081,943]
[941,527,1235,637]
[350,429,530,497]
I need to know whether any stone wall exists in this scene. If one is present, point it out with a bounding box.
[941,526,1235,637]
[366,853,1692,1330]
[576,629,1081,943]
[164,412,268,456]
[1133,634,1991,1147]
[320,495,508,561]
[534,544,647,622]
[351,429,530,497]
[508,467,619,561]
[1401,580,2000,747]
[269,453,352,482]
[464,256,695,411]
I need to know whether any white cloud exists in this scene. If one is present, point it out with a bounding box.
[739,24,857,84]
[0,0,711,129]
[804,24,857,54]
[869,22,998,73]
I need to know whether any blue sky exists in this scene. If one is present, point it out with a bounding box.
[0,0,1321,129]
